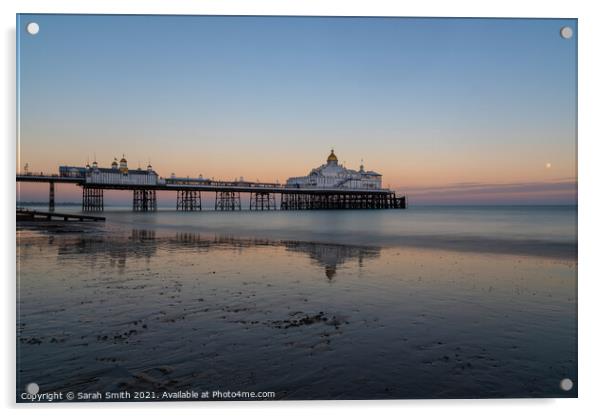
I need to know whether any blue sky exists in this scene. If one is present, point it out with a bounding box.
[17,15,577,204]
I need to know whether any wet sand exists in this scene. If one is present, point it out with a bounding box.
[16,221,577,400]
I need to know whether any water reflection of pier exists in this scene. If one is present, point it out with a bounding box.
[284,242,380,279]
[54,229,381,278]
[56,229,159,271]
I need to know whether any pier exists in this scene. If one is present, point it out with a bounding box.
[17,173,406,212]
[16,151,407,212]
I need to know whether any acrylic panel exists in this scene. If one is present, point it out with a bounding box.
[16,14,577,402]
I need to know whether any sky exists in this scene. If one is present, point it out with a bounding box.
[17,15,577,204]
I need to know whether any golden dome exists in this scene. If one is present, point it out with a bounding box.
[327,149,338,163]
[120,157,127,163]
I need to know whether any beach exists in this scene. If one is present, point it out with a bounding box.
[16,206,577,399]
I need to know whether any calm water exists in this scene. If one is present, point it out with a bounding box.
[16,206,577,400]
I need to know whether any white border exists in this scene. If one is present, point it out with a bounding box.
[3,1,601,416]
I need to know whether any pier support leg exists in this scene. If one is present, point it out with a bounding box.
[215,191,241,211]
[133,189,157,212]
[49,182,55,212]
[176,190,202,211]
[82,187,104,212]
[250,192,276,210]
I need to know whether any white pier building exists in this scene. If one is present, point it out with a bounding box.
[60,156,160,185]
[286,150,382,190]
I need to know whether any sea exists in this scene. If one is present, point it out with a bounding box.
[16,205,577,400]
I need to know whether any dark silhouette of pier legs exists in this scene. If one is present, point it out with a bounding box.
[133,189,157,212]
[49,182,55,212]
[215,191,241,211]
[250,192,276,210]
[396,194,407,209]
[82,187,104,212]
[280,192,406,210]
[75,187,404,213]
[176,190,202,211]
